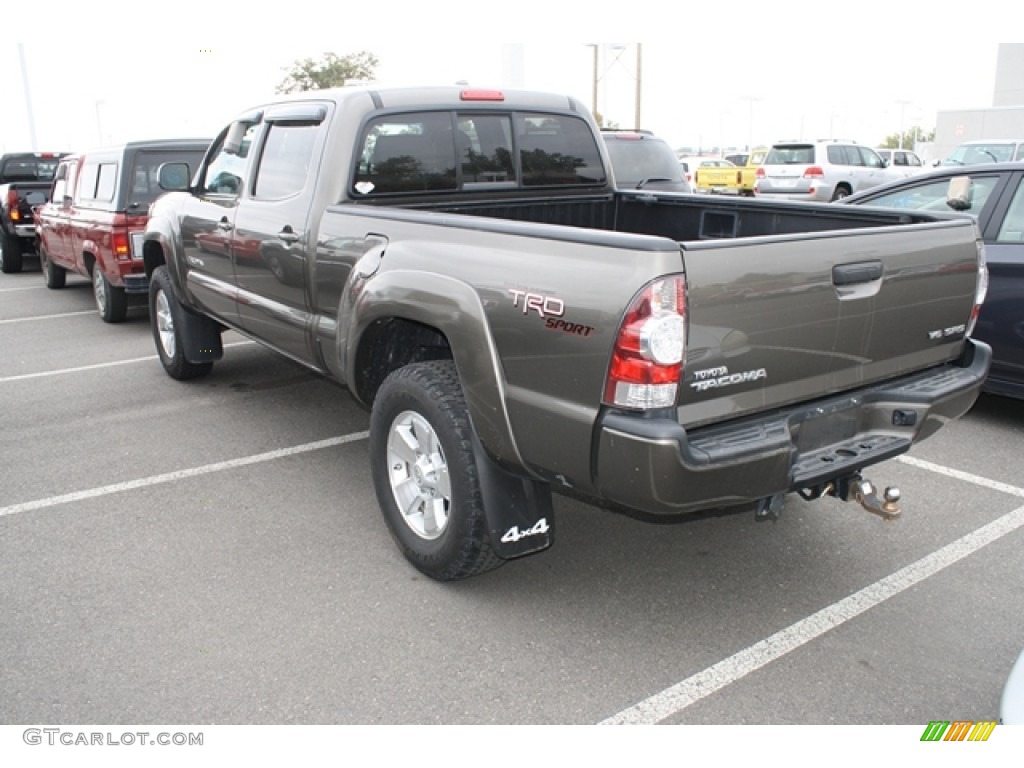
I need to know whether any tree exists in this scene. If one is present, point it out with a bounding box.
[880,126,935,149]
[276,51,379,94]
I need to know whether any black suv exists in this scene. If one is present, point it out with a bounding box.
[600,129,692,193]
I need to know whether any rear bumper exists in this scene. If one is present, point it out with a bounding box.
[594,339,992,516]
[14,224,36,238]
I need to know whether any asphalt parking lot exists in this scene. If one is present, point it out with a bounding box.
[2,258,1023,726]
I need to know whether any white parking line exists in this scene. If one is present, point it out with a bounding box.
[601,460,1024,725]
[0,430,370,518]
[0,340,256,383]
[0,310,95,324]
[0,285,47,293]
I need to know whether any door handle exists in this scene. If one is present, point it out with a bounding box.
[278,226,299,244]
[832,260,883,286]
[217,217,233,232]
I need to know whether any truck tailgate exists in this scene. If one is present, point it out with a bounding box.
[678,219,981,427]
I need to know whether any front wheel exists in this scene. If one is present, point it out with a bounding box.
[93,265,127,322]
[149,266,213,380]
[369,360,504,581]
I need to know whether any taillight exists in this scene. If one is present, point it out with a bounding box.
[6,188,19,221]
[967,239,989,337]
[604,275,687,410]
[803,166,825,179]
[460,89,504,101]
[112,232,131,260]
[755,167,765,178]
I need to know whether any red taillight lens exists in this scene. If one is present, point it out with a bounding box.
[756,167,765,178]
[460,89,504,101]
[112,232,130,259]
[6,189,18,220]
[803,166,825,179]
[604,275,687,410]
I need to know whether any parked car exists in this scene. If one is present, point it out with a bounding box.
[600,129,692,193]
[1002,648,1024,724]
[34,138,209,322]
[874,148,927,178]
[0,151,68,273]
[840,162,1024,399]
[940,140,1024,166]
[677,156,732,190]
[755,140,900,202]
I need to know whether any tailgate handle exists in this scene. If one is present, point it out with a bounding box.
[832,260,883,286]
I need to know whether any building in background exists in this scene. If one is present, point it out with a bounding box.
[928,44,1024,163]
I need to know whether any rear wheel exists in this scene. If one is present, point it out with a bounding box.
[831,184,852,201]
[149,266,213,380]
[40,247,66,289]
[93,265,127,322]
[0,230,23,274]
[369,360,504,581]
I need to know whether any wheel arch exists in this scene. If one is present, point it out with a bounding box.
[345,270,530,477]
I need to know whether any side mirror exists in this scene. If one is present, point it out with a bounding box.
[157,162,191,191]
[946,176,972,211]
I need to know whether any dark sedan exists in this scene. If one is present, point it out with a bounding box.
[841,162,1024,400]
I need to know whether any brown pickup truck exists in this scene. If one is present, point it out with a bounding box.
[142,85,990,581]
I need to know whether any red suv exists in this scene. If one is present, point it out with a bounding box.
[35,139,209,322]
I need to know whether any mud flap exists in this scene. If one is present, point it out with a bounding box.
[178,305,224,364]
[470,432,554,559]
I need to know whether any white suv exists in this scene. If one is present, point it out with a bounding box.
[754,140,899,202]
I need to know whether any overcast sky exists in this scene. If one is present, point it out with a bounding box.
[2,3,1008,155]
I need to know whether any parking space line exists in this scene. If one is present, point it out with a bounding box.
[601,499,1024,725]
[0,340,256,384]
[0,430,370,519]
[0,285,47,293]
[0,310,95,324]
[898,455,1024,497]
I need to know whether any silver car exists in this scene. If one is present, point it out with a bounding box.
[754,140,899,202]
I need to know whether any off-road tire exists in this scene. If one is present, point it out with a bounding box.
[40,246,66,289]
[0,230,23,274]
[149,266,213,380]
[369,360,505,581]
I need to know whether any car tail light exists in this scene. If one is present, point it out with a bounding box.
[6,188,19,221]
[967,238,989,337]
[803,166,825,179]
[756,167,765,178]
[460,89,504,102]
[604,275,687,410]
[112,232,131,260]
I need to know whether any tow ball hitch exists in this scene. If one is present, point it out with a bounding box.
[836,474,901,521]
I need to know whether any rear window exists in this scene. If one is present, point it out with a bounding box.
[0,156,60,182]
[128,149,206,207]
[765,145,815,165]
[353,110,605,196]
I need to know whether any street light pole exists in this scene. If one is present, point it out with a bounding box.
[589,44,599,121]
[896,99,909,149]
[634,43,642,129]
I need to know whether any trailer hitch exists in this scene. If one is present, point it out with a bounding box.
[833,474,901,521]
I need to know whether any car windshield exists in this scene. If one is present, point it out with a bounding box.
[764,145,814,164]
[945,143,1016,164]
[855,174,1001,213]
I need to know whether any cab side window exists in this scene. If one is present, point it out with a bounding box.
[51,163,68,203]
[202,122,261,196]
[253,122,318,200]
